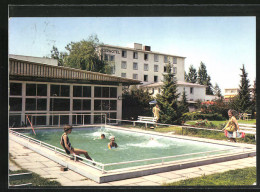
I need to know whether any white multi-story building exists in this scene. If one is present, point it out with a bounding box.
[98,43,185,84]
[98,43,219,106]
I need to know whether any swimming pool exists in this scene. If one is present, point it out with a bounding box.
[10,125,255,183]
[19,126,237,171]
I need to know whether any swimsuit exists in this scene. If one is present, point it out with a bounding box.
[61,133,73,154]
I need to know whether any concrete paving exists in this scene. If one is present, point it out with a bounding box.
[9,139,256,186]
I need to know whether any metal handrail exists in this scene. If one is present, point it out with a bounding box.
[9,130,104,168]
[102,147,238,167]
[9,123,249,174]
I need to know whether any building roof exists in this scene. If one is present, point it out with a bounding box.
[99,44,186,59]
[9,57,141,86]
[9,54,58,66]
[140,81,207,88]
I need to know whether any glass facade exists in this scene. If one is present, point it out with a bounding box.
[9,82,119,126]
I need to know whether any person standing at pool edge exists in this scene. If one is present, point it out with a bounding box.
[60,125,93,161]
[108,136,118,149]
[153,104,160,125]
[222,109,244,142]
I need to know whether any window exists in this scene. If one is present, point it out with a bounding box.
[73,99,91,110]
[110,55,115,61]
[173,57,177,64]
[154,54,159,62]
[144,64,149,71]
[133,74,138,80]
[173,67,177,74]
[154,76,158,82]
[104,54,108,61]
[26,84,36,96]
[102,87,110,98]
[26,84,47,96]
[26,98,47,111]
[9,98,22,111]
[144,53,148,61]
[154,65,158,72]
[190,87,194,94]
[10,83,22,96]
[164,66,167,72]
[94,100,117,111]
[50,85,70,97]
[111,65,115,74]
[144,75,148,82]
[50,99,70,111]
[122,50,127,58]
[110,87,117,98]
[133,52,138,59]
[133,62,138,70]
[73,86,91,97]
[121,73,126,78]
[121,61,127,69]
[164,56,168,63]
[94,87,117,98]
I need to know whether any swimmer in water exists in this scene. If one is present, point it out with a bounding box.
[108,136,118,149]
[101,134,105,139]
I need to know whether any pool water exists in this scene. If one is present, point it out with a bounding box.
[22,127,233,170]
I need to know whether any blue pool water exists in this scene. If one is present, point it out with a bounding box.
[21,127,234,170]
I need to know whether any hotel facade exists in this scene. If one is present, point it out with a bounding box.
[98,43,218,104]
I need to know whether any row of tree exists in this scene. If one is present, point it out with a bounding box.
[123,64,255,124]
[185,62,222,96]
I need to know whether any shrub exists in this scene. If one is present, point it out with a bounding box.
[182,112,226,121]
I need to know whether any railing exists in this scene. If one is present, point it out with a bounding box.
[10,128,242,174]
[9,129,105,172]
[9,113,108,128]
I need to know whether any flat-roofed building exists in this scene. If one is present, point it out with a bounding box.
[9,55,140,127]
[98,43,186,85]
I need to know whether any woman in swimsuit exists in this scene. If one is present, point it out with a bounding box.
[60,125,93,161]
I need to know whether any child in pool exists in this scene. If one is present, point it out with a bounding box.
[108,136,118,149]
[60,125,93,161]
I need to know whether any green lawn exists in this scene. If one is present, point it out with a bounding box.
[163,167,256,186]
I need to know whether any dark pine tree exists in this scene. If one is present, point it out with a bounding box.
[179,88,189,114]
[186,65,198,83]
[156,64,182,124]
[237,64,252,113]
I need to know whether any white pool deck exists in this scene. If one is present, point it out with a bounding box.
[9,126,256,186]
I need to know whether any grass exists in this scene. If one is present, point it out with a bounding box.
[163,167,256,186]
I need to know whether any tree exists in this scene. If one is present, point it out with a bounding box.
[50,46,67,66]
[64,35,111,73]
[213,83,222,97]
[236,64,252,113]
[122,86,153,120]
[179,88,189,114]
[186,65,198,83]
[206,75,214,95]
[197,62,208,85]
[197,62,214,95]
[156,64,182,124]
[251,79,256,117]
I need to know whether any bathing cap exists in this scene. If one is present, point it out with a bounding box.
[109,136,115,140]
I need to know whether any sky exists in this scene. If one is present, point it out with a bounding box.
[9,17,256,93]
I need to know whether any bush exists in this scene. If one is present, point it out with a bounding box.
[182,112,226,121]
